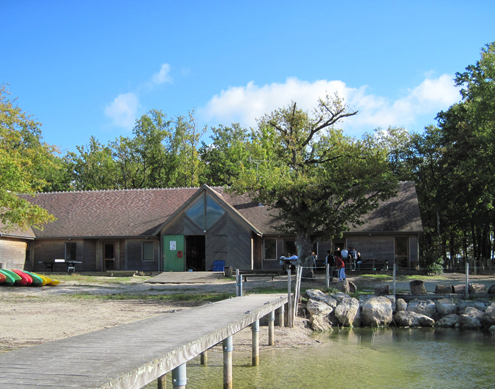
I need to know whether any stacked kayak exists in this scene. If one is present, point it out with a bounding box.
[0,269,60,286]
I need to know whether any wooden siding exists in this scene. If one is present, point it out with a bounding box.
[0,239,27,270]
[346,235,395,262]
[126,239,159,271]
[83,240,97,272]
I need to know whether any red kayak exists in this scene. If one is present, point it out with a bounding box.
[0,272,5,284]
[11,269,33,286]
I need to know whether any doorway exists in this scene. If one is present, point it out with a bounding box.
[104,243,115,271]
[395,237,409,268]
[186,236,205,271]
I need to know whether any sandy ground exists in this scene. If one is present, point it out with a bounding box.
[1,273,494,354]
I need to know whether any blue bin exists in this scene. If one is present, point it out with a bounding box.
[212,260,225,272]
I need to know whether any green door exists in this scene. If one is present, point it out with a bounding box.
[163,235,185,272]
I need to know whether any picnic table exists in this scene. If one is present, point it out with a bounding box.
[39,259,82,274]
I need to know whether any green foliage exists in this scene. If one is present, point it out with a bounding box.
[230,95,399,267]
[0,85,56,231]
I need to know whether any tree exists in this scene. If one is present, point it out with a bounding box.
[230,95,399,275]
[0,85,56,231]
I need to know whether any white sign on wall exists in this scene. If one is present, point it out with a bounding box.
[170,241,176,251]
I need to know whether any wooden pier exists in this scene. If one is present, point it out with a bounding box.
[0,294,288,388]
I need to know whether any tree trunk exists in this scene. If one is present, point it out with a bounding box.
[295,230,314,278]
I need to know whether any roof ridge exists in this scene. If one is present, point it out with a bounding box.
[33,186,203,195]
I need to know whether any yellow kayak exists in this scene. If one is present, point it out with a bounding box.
[31,272,61,286]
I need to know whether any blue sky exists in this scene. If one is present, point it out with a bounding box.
[2,1,494,153]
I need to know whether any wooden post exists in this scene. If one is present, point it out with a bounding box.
[236,269,240,297]
[251,320,259,366]
[268,310,275,346]
[287,267,293,328]
[158,374,167,389]
[465,261,469,299]
[277,304,285,328]
[325,263,330,289]
[223,336,233,389]
[172,363,187,389]
[200,350,208,366]
[393,262,396,299]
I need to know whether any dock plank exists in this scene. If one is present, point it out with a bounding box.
[0,294,287,389]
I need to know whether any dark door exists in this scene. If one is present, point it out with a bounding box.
[104,243,115,271]
[186,236,206,271]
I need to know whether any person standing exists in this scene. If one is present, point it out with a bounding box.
[349,247,359,270]
[334,250,346,281]
[341,247,349,269]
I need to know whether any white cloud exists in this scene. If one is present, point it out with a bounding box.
[151,63,172,85]
[200,75,461,134]
[104,93,140,129]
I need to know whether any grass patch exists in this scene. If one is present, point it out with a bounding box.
[45,274,151,284]
[62,292,235,303]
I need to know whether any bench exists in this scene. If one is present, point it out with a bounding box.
[39,259,82,274]
[242,273,280,282]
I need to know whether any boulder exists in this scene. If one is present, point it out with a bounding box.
[488,284,495,294]
[457,300,487,314]
[334,297,360,327]
[336,280,350,293]
[489,325,495,334]
[410,280,427,294]
[436,314,460,328]
[464,307,484,320]
[396,298,407,312]
[305,289,338,308]
[331,292,350,303]
[361,296,393,327]
[435,299,456,316]
[353,305,362,327]
[310,314,332,332]
[459,314,482,330]
[454,284,467,294]
[435,284,454,294]
[481,304,495,328]
[306,299,333,316]
[384,295,396,312]
[468,283,487,294]
[393,311,435,327]
[374,284,390,296]
[348,281,357,294]
[407,299,436,318]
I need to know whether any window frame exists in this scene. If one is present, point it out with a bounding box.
[142,241,155,262]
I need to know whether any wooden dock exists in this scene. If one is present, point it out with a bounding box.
[0,294,287,388]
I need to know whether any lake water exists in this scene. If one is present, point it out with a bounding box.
[147,328,495,388]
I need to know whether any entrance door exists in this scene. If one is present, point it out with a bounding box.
[104,243,115,271]
[163,235,185,272]
[395,237,409,268]
[185,236,206,271]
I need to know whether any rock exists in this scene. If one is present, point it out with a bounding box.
[481,304,495,328]
[396,298,407,312]
[336,280,350,293]
[306,299,333,316]
[393,311,435,327]
[331,292,349,303]
[489,325,495,334]
[305,289,338,308]
[488,285,495,294]
[435,284,454,294]
[353,306,362,327]
[374,284,390,296]
[348,281,357,294]
[459,314,482,330]
[407,299,436,318]
[361,296,393,327]
[334,297,360,327]
[384,295,396,312]
[454,284,467,294]
[468,283,487,294]
[436,314,460,328]
[435,299,456,316]
[310,314,332,332]
[457,300,487,313]
[410,280,427,294]
[464,307,484,320]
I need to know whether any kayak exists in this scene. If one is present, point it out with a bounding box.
[30,272,50,286]
[0,269,22,285]
[0,270,15,286]
[0,272,5,284]
[30,272,60,286]
[12,269,33,286]
[22,271,44,286]
[47,278,61,286]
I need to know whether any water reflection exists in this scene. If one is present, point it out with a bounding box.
[146,328,495,388]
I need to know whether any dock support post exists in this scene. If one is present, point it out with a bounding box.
[201,350,208,365]
[158,374,167,389]
[251,319,259,366]
[223,335,233,389]
[287,267,293,327]
[277,304,285,327]
[268,310,275,346]
[325,263,330,289]
[172,363,187,389]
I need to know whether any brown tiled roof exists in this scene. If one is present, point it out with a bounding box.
[15,181,421,239]
[0,222,36,239]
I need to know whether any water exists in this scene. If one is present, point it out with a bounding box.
[146,328,495,388]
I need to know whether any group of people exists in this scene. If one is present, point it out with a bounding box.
[325,246,361,281]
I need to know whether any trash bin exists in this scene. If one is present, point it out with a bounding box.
[224,266,233,277]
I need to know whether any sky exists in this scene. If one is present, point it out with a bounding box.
[2,1,494,153]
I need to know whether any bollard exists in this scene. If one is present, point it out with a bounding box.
[268,310,275,346]
[172,363,187,389]
[277,304,285,328]
[200,350,208,366]
[223,336,233,389]
[251,320,259,366]
[287,267,293,328]
[465,262,469,299]
[157,374,167,389]
[393,262,396,299]
[325,263,329,289]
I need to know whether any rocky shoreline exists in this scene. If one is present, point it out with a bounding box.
[303,283,495,333]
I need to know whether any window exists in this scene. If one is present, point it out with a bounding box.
[264,239,277,260]
[65,242,77,261]
[142,241,154,261]
[186,193,225,230]
[284,240,296,257]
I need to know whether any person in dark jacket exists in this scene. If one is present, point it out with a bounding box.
[334,250,346,281]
